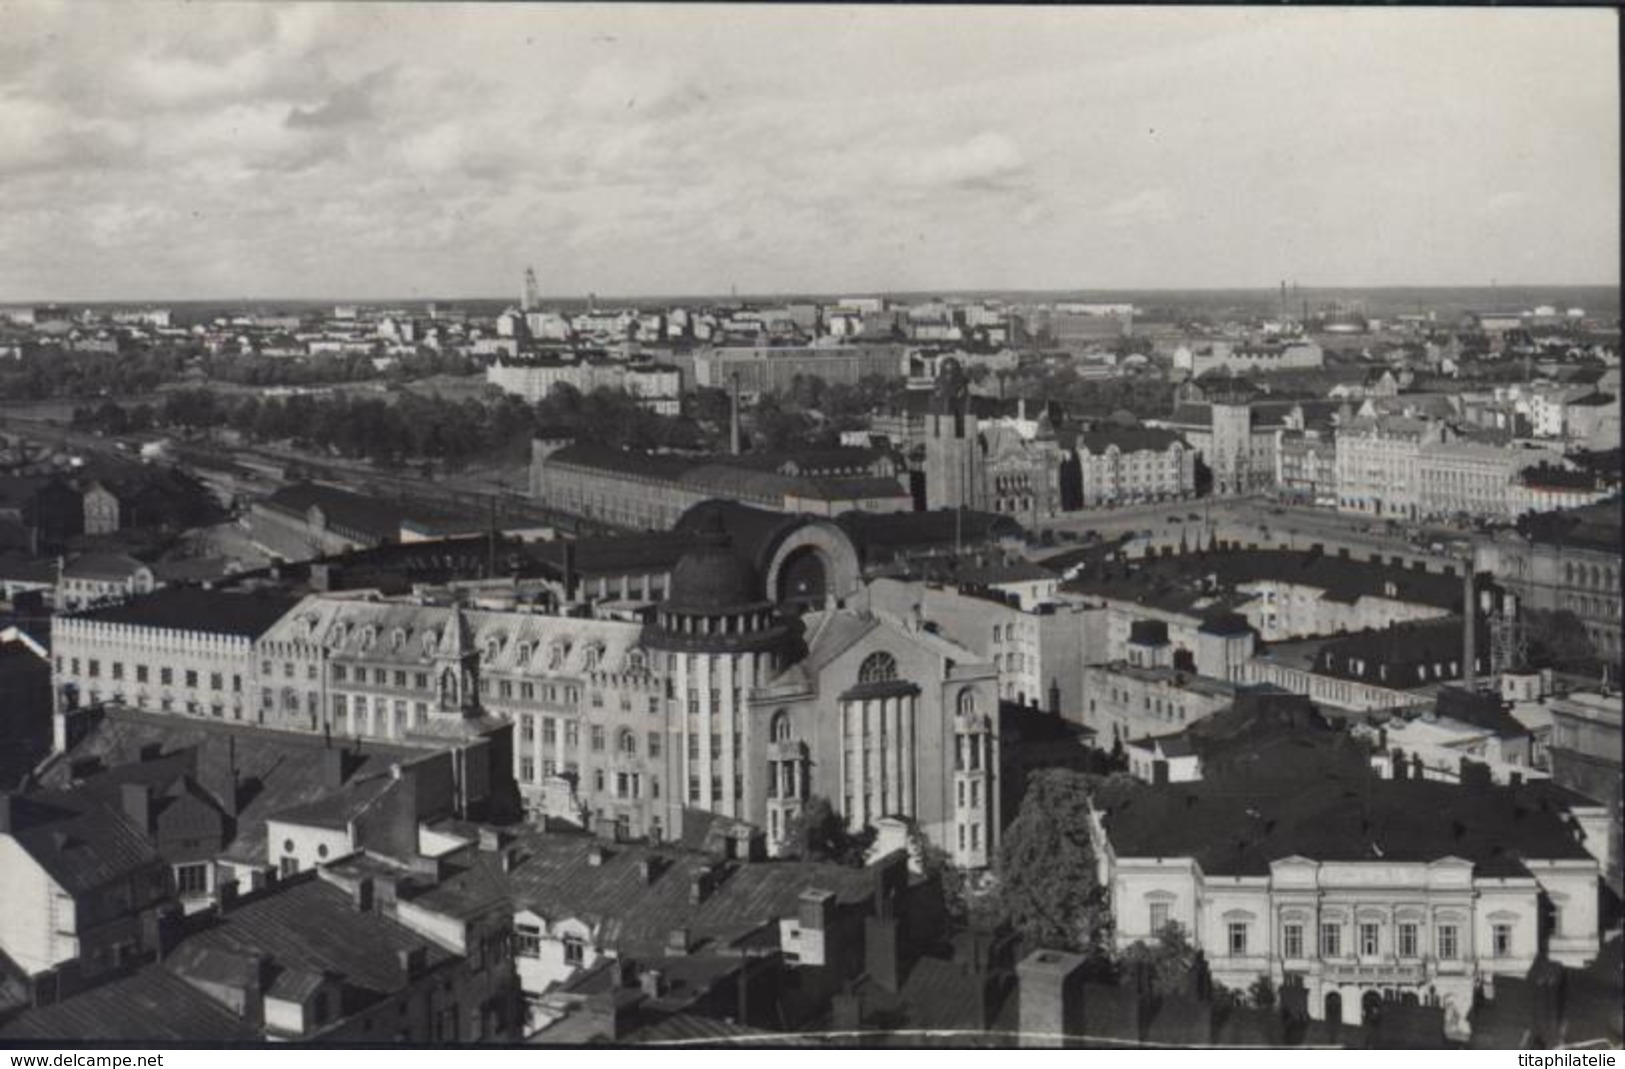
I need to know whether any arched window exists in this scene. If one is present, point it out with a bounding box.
[391,628,406,652]
[771,710,792,742]
[858,652,898,685]
[957,689,978,717]
[585,643,604,671]
[619,729,636,755]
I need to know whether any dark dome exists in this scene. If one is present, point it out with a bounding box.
[666,544,762,612]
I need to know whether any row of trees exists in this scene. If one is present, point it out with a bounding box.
[71,383,720,468]
[0,344,195,400]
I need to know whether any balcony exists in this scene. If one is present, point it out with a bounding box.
[1322,961,1426,985]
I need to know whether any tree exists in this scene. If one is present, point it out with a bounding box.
[1248,974,1277,1011]
[991,768,1110,956]
[782,795,874,867]
[907,825,999,928]
[1119,921,1202,999]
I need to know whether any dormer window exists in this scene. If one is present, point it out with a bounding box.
[548,641,568,671]
[584,643,604,671]
[359,626,376,651]
[516,642,533,667]
[484,637,502,664]
[391,628,407,652]
[626,650,646,673]
[421,630,438,656]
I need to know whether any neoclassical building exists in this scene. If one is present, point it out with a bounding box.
[1091,779,1600,1037]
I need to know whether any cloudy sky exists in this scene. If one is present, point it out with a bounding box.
[2,4,1617,301]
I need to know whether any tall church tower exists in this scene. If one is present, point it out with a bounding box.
[522,267,540,313]
[924,360,985,512]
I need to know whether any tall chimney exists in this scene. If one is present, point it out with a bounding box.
[729,373,742,456]
[1462,568,1477,691]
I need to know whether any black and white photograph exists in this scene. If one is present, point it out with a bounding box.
[0,1,1619,1053]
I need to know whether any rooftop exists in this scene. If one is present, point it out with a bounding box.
[1100,777,1593,877]
[67,587,298,639]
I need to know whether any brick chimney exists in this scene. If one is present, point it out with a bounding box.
[1016,949,1087,1048]
[120,782,152,833]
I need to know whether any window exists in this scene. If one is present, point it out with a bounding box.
[616,773,629,798]
[1492,924,1512,958]
[688,776,700,802]
[687,734,699,760]
[565,722,579,747]
[1283,922,1304,959]
[647,732,661,757]
[771,711,792,743]
[1398,922,1418,958]
[1227,922,1249,957]
[1150,901,1171,934]
[1437,924,1459,961]
[857,651,898,684]
[957,689,978,718]
[592,769,605,792]
[591,725,605,751]
[619,730,636,755]
[175,863,208,897]
[514,924,541,959]
[1359,923,1379,957]
[563,935,586,967]
[136,664,148,684]
[160,667,173,686]
[1320,923,1341,959]
[520,758,535,782]
[520,716,534,742]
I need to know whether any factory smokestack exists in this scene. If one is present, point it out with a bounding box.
[729,373,742,456]
[1463,567,1477,691]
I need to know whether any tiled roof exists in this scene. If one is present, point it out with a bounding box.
[2,791,163,896]
[0,965,257,1041]
[261,483,403,541]
[1099,777,1592,876]
[69,587,298,639]
[426,830,876,959]
[176,875,454,997]
[33,706,420,864]
[1075,427,1186,454]
[60,552,147,581]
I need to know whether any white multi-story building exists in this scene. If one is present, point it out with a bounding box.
[1334,415,1448,519]
[1091,779,1601,1037]
[51,588,297,726]
[1073,427,1197,507]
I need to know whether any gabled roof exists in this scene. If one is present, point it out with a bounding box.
[2,791,163,896]
[415,830,877,960]
[60,552,148,581]
[33,706,420,865]
[0,964,257,1041]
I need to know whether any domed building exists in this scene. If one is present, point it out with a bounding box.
[641,535,795,823]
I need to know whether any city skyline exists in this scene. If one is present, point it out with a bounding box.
[2,3,1619,301]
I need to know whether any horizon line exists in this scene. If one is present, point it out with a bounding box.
[5,281,1621,308]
